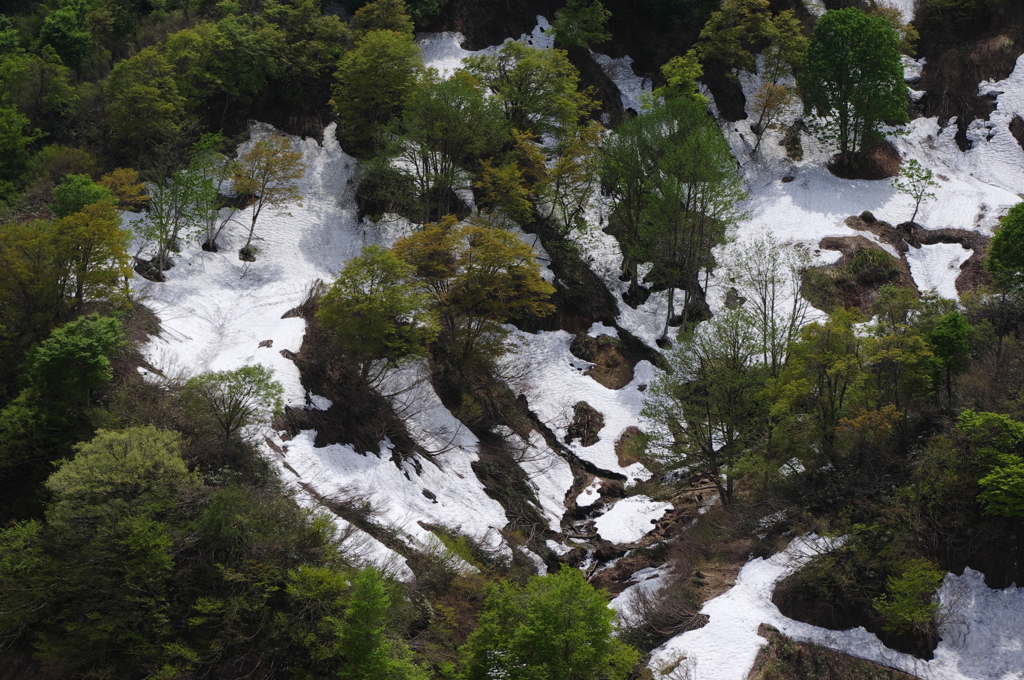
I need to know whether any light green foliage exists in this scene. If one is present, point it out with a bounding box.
[464,40,594,138]
[697,0,775,73]
[986,203,1024,288]
[872,558,944,635]
[0,105,41,183]
[978,458,1024,517]
[105,46,185,157]
[386,69,508,222]
[769,309,867,461]
[332,29,421,156]
[232,133,305,259]
[653,50,705,104]
[0,427,200,674]
[643,308,768,504]
[538,121,604,235]
[865,286,934,415]
[798,7,908,167]
[351,0,415,38]
[551,0,612,48]
[50,173,113,218]
[956,409,1024,457]
[183,364,285,446]
[392,215,555,362]
[461,567,639,680]
[601,96,742,309]
[334,567,428,680]
[893,159,938,224]
[52,199,132,310]
[26,313,126,404]
[318,245,439,382]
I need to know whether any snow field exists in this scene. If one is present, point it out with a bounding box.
[594,495,673,544]
[133,122,579,575]
[504,326,655,483]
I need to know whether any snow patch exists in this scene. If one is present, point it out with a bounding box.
[594,495,672,544]
[906,243,972,300]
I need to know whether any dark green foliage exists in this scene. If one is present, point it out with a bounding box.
[987,203,1024,288]
[799,8,908,167]
[461,567,639,680]
[551,0,612,48]
[0,105,39,184]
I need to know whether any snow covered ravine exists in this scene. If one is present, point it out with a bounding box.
[128,13,1024,680]
[133,122,577,579]
[639,535,1024,680]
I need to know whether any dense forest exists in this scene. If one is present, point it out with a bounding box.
[1,0,1023,678]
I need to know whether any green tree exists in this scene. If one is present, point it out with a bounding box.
[643,308,768,505]
[0,426,200,675]
[232,133,305,260]
[384,69,507,222]
[350,0,415,38]
[50,173,113,218]
[317,245,439,383]
[0,104,41,184]
[639,95,745,335]
[926,310,971,408]
[461,567,638,680]
[183,364,285,448]
[798,7,908,167]
[893,159,938,224]
[464,40,594,138]
[37,1,93,71]
[551,0,612,48]
[872,558,945,636]
[26,313,126,406]
[0,47,78,131]
[105,46,185,159]
[978,457,1024,518]
[653,50,705,104]
[51,199,132,312]
[331,29,420,156]
[986,203,1024,288]
[696,0,775,74]
[334,567,427,680]
[392,215,555,363]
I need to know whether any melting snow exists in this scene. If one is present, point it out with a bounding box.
[594,495,672,544]
[906,243,972,299]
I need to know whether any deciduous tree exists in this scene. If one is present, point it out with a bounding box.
[183,365,285,448]
[317,245,439,383]
[461,567,638,680]
[798,7,907,167]
[232,133,305,260]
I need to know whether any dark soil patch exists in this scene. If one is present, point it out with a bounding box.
[827,139,902,181]
[614,426,644,467]
[700,59,748,122]
[915,1,1024,135]
[1009,115,1024,151]
[514,217,621,334]
[773,573,939,659]
[569,333,634,389]
[471,431,550,538]
[911,225,992,296]
[844,215,994,298]
[278,295,422,458]
[804,236,917,313]
[566,401,606,447]
[748,624,920,680]
[564,44,626,123]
